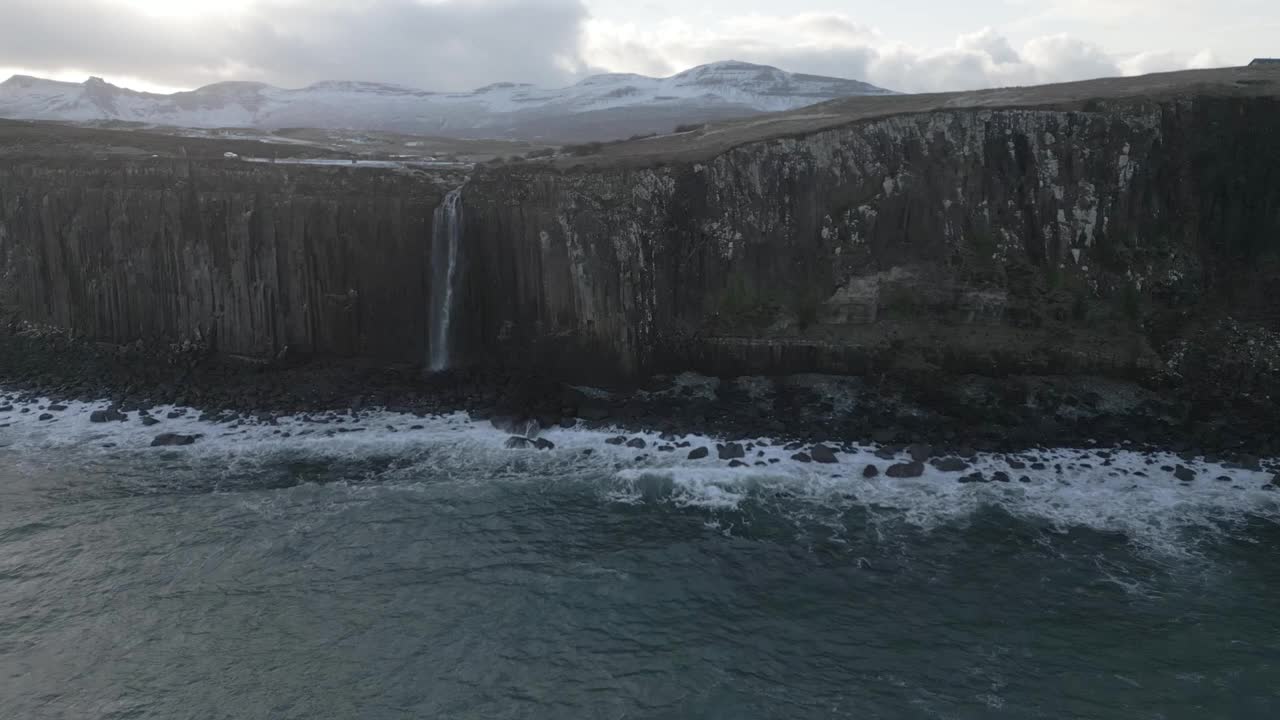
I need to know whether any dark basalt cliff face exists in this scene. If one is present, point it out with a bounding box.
[461,97,1280,390]
[0,159,443,362]
[1,79,1278,422]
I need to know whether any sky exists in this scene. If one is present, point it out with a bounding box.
[0,0,1275,94]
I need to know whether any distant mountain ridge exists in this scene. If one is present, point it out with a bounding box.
[0,61,893,141]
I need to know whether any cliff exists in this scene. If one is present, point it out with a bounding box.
[461,69,1280,390]
[1,68,1278,402]
[0,148,448,362]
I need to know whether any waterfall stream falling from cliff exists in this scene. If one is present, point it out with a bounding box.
[429,188,463,371]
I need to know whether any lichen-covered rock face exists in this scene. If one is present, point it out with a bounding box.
[462,97,1280,383]
[0,159,444,362]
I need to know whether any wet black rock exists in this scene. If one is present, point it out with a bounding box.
[626,438,647,449]
[1018,476,1032,483]
[886,461,925,478]
[0,405,12,412]
[792,453,812,463]
[688,447,710,460]
[809,445,839,464]
[863,465,879,478]
[605,436,627,446]
[1031,462,1047,470]
[874,448,897,460]
[1174,465,1197,482]
[958,472,986,484]
[38,413,53,421]
[504,436,533,449]
[141,416,160,427]
[932,458,969,472]
[992,471,1012,483]
[167,410,185,419]
[717,443,745,460]
[534,438,556,450]
[47,404,67,411]
[151,433,198,447]
[90,408,126,423]
[1008,460,1027,470]
[907,444,933,462]
[728,460,748,468]
[1216,475,1232,482]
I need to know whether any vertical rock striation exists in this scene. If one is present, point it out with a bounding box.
[462,97,1280,385]
[0,158,444,362]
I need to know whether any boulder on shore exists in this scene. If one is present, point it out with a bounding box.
[90,408,127,423]
[809,445,839,464]
[151,433,198,447]
[886,461,925,478]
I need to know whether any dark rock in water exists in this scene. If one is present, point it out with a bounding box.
[784,442,804,451]
[728,460,748,468]
[534,438,556,451]
[167,410,185,419]
[768,458,781,464]
[38,413,53,421]
[1008,460,1027,470]
[151,433,198,447]
[0,405,13,412]
[141,416,160,427]
[47,404,67,411]
[1174,465,1197,482]
[1031,462,1047,470]
[558,418,576,429]
[907,444,933,462]
[992,471,1012,483]
[717,443,745,460]
[410,425,424,430]
[605,436,628,446]
[657,445,675,452]
[1271,473,1280,488]
[886,461,925,478]
[809,445,839,464]
[688,447,709,460]
[626,438,647,449]
[932,457,969,472]
[958,472,986,484]
[90,408,126,423]
[874,447,897,460]
[581,449,594,456]
[1018,476,1032,483]
[863,464,879,478]
[504,436,534,449]
[791,452,812,463]
[1216,475,1232,482]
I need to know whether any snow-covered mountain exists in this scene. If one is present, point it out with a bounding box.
[0,62,892,141]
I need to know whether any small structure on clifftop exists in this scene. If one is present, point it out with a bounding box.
[1249,58,1280,67]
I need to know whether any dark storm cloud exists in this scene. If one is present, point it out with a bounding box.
[0,0,589,91]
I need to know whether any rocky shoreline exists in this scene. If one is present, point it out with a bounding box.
[3,329,1278,475]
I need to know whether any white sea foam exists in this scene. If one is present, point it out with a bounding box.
[2,391,1277,556]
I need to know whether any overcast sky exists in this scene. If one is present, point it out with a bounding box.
[0,0,1275,94]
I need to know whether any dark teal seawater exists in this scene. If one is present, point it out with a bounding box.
[2,405,1279,719]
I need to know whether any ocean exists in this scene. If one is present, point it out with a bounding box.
[2,398,1278,719]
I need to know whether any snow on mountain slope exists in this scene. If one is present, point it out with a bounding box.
[0,61,893,141]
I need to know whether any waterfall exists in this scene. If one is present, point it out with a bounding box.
[429,188,463,371]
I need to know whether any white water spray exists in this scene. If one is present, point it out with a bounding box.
[429,188,463,371]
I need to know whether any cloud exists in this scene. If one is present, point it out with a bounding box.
[0,0,589,91]
[581,14,1225,93]
[0,1,1234,94]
